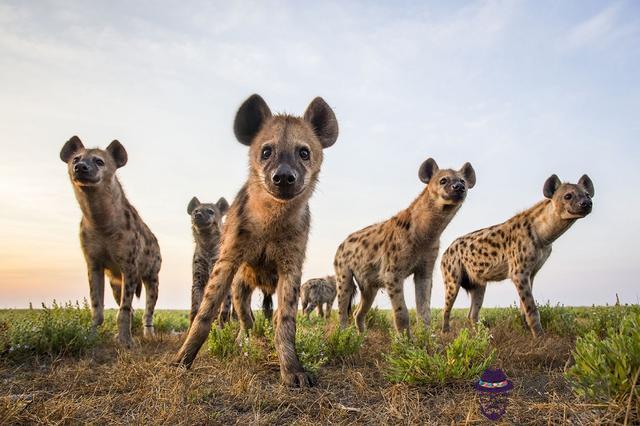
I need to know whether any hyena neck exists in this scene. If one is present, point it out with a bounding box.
[406,189,460,246]
[74,177,125,230]
[245,179,313,230]
[192,225,220,253]
[531,200,576,246]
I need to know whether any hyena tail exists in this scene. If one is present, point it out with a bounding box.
[459,265,477,294]
[135,281,142,298]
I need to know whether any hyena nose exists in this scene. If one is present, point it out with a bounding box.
[194,211,203,219]
[272,165,297,187]
[74,163,90,173]
[580,199,592,209]
[452,182,465,192]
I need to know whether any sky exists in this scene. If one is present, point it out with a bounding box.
[1,0,639,311]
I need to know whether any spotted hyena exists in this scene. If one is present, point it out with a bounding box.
[335,158,476,335]
[173,94,339,387]
[441,174,594,337]
[188,196,273,326]
[300,276,336,319]
[60,136,161,347]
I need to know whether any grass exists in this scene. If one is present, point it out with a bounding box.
[1,303,639,424]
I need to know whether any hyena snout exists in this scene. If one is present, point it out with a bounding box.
[272,163,298,187]
[72,159,101,184]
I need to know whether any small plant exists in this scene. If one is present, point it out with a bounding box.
[3,301,101,360]
[365,307,391,331]
[295,325,328,373]
[326,326,365,362]
[207,321,241,359]
[385,325,495,385]
[153,311,190,334]
[252,312,273,339]
[566,311,640,402]
[537,302,580,336]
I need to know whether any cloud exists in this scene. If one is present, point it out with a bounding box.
[561,2,635,50]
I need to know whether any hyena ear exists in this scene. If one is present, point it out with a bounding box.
[543,174,562,198]
[187,197,200,215]
[216,197,230,215]
[418,158,439,184]
[303,97,339,149]
[106,140,128,168]
[460,162,476,188]
[578,174,595,197]
[233,94,272,146]
[60,135,84,162]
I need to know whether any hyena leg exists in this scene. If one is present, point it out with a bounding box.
[142,274,159,338]
[189,273,207,325]
[354,286,376,333]
[262,293,273,322]
[275,273,315,387]
[110,276,123,306]
[512,273,542,337]
[117,270,140,348]
[232,277,254,342]
[304,302,316,317]
[468,284,486,324]
[324,297,335,319]
[442,263,461,333]
[87,263,105,328]
[173,260,238,368]
[218,292,233,327]
[414,257,437,328]
[387,280,410,336]
[336,267,355,329]
[317,303,325,318]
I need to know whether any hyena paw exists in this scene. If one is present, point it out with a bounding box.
[281,370,317,388]
[143,325,155,339]
[116,333,134,349]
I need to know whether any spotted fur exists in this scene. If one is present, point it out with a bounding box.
[441,174,595,337]
[173,94,339,387]
[335,158,475,335]
[60,136,161,347]
[300,276,336,319]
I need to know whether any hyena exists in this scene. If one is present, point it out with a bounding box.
[60,136,161,347]
[335,158,476,334]
[300,276,336,319]
[441,174,594,337]
[173,94,339,387]
[188,196,273,326]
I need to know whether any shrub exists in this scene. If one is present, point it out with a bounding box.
[295,325,328,373]
[385,325,495,384]
[566,311,640,401]
[326,326,365,362]
[537,302,580,336]
[207,321,241,359]
[252,311,273,339]
[153,310,190,334]
[2,301,101,360]
[365,307,391,332]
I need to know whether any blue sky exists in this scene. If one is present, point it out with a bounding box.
[0,0,639,310]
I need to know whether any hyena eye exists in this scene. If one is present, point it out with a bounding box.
[207,209,214,215]
[72,156,81,164]
[261,146,272,160]
[95,158,105,167]
[564,193,572,200]
[439,178,447,185]
[299,147,310,160]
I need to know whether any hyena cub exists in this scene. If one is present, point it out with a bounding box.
[335,158,476,334]
[173,94,339,387]
[60,136,161,347]
[187,196,229,323]
[441,174,594,337]
[300,276,336,319]
[188,196,273,326]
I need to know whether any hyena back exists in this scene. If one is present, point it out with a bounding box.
[173,94,339,387]
[60,136,161,347]
[335,158,475,335]
[441,174,594,337]
[300,275,336,319]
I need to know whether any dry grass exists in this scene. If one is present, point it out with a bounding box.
[1,310,637,425]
